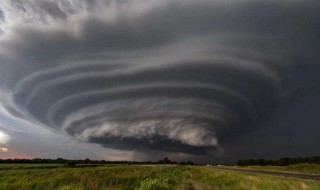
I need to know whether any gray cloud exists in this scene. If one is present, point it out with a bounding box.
[0,0,319,159]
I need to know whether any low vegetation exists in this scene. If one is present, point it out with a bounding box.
[0,165,319,190]
[0,164,63,170]
[237,156,320,166]
[0,157,194,166]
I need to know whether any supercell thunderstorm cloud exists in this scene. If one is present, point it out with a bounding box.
[0,0,319,158]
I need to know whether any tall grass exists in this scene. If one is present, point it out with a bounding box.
[0,165,319,190]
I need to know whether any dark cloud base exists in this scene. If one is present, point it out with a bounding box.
[0,0,319,157]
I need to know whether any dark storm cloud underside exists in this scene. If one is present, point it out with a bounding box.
[11,61,280,150]
[0,0,320,155]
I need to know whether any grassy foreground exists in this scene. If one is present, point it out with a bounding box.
[0,165,319,190]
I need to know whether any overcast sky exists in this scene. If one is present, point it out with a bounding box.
[0,0,319,163]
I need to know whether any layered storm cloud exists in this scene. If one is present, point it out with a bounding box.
[0,0,319,155]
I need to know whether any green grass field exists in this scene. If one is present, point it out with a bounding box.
[0,165,320,190]
[235,164,320,175]
[0,164,64,170]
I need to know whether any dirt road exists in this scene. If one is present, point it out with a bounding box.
[220,167,320,181]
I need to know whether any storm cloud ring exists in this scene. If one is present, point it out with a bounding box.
[0,0,319,155]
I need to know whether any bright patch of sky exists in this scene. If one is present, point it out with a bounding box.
[0,9,3,35]
[0,130,9,144]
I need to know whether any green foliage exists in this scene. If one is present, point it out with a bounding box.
[157,157,172,164]
[0,165,319,190]
[0,164,63,170]
[65,160,77,167]
[0,157,193,165]
[136,178,169,190]
[237,156,320,166]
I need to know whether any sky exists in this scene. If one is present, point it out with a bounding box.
[0,0,319,163]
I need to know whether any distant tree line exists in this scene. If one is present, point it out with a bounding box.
[237,156,320,166]
[0,157,195,166]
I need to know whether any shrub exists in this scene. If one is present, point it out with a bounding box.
[65,161,77,168]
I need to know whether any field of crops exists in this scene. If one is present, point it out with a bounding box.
[0,165,320,190]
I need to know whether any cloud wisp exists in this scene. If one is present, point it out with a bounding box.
[0,0,319,156]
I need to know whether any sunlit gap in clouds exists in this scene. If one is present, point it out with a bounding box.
[0,130,9,144]
[0,147,8,152]
[0,130,9,152]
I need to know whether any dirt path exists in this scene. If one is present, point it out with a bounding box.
[219,167,320,181]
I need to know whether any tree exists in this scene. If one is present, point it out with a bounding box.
[66,160,77,167]
[257,159,265,166]
[158,157,172,164]
[84,158,91,164]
